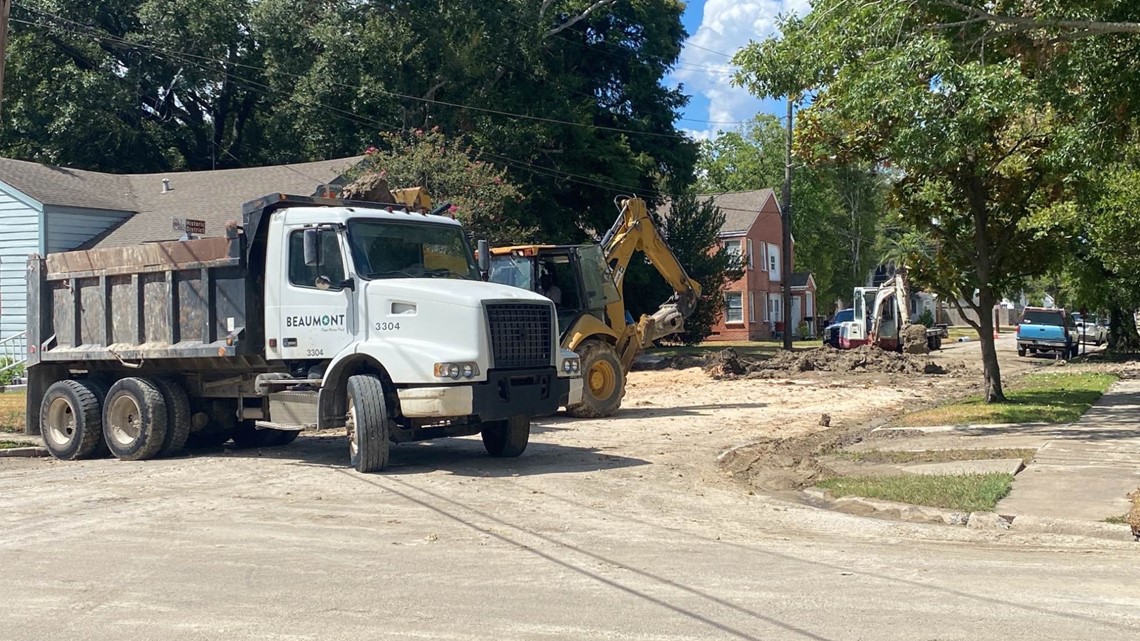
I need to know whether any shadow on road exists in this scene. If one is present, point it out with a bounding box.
[203,431,649,478]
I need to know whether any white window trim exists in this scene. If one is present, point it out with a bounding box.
[749,291,756,324]
[746,238,754,270]
[724,291,744,324]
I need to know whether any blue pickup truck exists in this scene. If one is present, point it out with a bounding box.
[1017,307,1079,359]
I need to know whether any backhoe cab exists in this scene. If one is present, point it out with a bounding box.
[489,196,700,417]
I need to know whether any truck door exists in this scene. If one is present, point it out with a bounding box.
[272,227,356,360]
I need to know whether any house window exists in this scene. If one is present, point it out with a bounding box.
[749,292,756,324]
[769,295,782,322]
[725,292,744,323]
[768,244,781,281]
[723,239,743,263]
[746,239,754,269]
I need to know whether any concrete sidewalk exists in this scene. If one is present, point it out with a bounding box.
[996,379,1140,522]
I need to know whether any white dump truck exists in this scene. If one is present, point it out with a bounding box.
[25,193,581,472]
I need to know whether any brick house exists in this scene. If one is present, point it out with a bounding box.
[701,190,817,341]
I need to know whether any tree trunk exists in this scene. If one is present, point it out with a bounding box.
[1108,306,1140,353]
[976,291,1006,403]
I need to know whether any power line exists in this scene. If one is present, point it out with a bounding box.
[13,3,696,141]
[12,8,769,209]
[489,5,737,74]
[682,40,735,58]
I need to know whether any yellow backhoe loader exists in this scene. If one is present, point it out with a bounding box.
[487,196,700,417]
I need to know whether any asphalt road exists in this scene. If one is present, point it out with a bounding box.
[1,428,1138,641]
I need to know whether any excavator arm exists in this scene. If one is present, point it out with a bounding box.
[601,197,702,362]
[868,271,909,346]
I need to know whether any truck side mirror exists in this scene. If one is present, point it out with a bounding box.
[477,239,490,278]
[303,228,321,267]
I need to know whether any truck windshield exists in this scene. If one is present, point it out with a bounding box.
[347,220,480,280]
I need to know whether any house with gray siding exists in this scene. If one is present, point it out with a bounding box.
[0,156,363,345]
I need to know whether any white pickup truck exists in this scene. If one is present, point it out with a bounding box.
[26,194,581,472]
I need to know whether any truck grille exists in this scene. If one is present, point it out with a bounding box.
[486,303,553,369]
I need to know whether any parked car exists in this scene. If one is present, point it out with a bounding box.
[1016,307,1079,358]
[823,308,856,347]
[1073,312,1107,346]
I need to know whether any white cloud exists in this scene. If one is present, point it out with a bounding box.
[671,1,811,139]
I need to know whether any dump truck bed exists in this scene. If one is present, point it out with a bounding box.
[26,234,260,367]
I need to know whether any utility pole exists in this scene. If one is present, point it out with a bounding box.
[781,96,794,351]
[0,0,10,126]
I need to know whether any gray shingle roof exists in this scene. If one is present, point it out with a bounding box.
[789,272,813,288]
[104,157,364,247]
[699,189,778,234]
[0,156,364,248]
[0,158,135,211]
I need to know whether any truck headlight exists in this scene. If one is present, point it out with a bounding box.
[562,356,581,374]
[434,362,479,379]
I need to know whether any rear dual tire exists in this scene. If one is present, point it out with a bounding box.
[40,380,105,461]
[40,377,194,461]
[102,378,169,461]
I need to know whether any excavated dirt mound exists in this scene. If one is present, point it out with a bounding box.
[900,324,931,354]
[703,345,953,379]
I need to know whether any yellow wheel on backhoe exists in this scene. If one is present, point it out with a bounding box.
[587,358,617,400]
[566,340,624,418]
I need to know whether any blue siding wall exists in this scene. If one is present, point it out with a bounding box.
[45,206,131,253]
[0,190,41,340]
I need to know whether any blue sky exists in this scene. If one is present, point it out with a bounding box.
[668,1,811,139]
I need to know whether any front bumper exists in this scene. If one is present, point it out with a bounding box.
[398,367,569,421]
[565,377,584,407]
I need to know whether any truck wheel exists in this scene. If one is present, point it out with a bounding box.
[566,340,624,418]
[1017,347,1026,357]
[83,377,116,457]
[153,378,191,457]
[346,375,390,473]
[40,380,105,460]
[102,377,169,461]
[481,415,530,458]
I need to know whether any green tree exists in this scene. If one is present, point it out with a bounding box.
[348,129,533,246]
[642,192,743,344]
[734,2,1078,402]
[3,1,697,241]
[696,115,885,311]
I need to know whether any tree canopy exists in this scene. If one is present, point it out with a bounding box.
[732,0,1110,401]
[2,0,698,240]
[696,114,886,310]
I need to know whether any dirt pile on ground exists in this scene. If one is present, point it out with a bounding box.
[900,324,931,354]
[703,345,954,379]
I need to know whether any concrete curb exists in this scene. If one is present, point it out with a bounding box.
[800,488,968,525]
[0,434,43,446]
[802,489,1136,541]
[0,446,49,458]
[1006,514,1136,542]
[873,421,1064,433]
